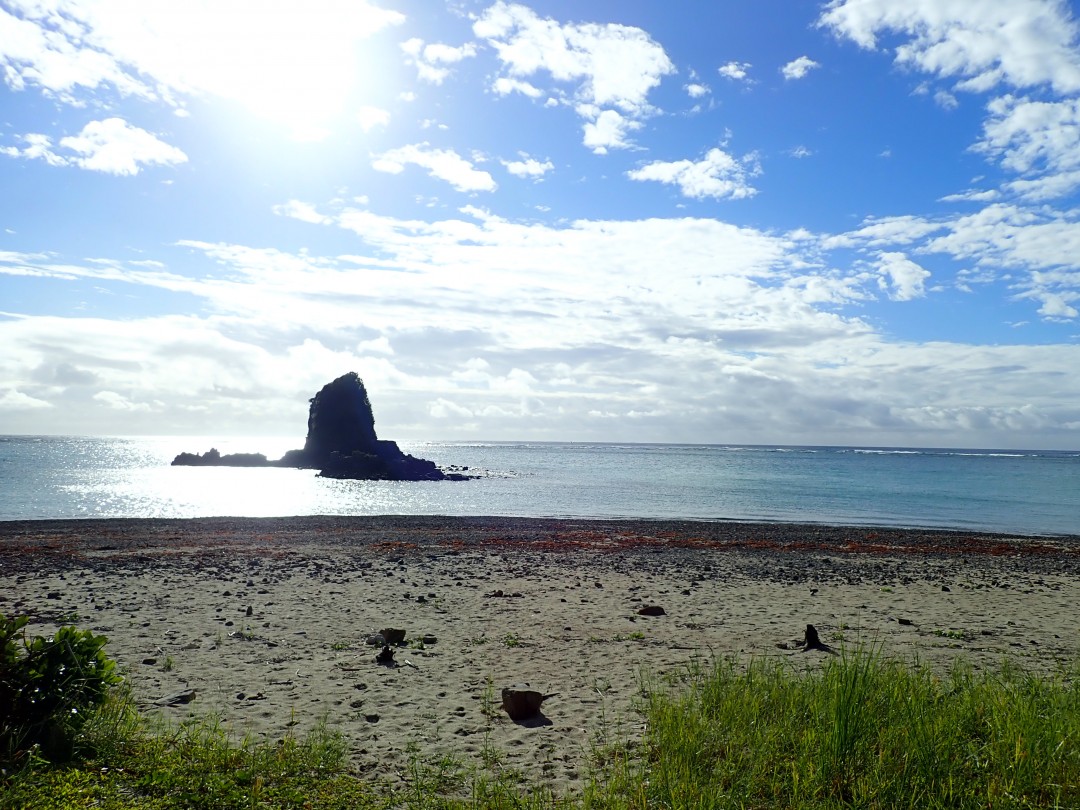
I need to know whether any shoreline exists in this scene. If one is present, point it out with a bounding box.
[5,516,1080,794]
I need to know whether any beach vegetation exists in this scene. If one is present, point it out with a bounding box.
[5,616,1080,808]
[935,627,968,640]
[585,648,1080,808]
[0,613,122,765]
[502,632,522,648]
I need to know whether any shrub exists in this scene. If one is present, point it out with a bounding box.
[0,613,122,763]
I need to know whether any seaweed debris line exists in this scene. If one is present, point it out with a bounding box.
[172,373,472,481]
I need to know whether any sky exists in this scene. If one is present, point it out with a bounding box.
[1,0,1080,450]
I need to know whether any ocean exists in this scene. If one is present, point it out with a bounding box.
[0,435,1077,535]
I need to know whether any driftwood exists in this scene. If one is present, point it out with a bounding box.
[800,623,838,655]
[154,688,197,706]
[500,687,557,721]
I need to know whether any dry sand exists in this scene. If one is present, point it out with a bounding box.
[3,516,1079,796]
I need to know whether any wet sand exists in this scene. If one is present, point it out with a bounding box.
[3,516,1079,795]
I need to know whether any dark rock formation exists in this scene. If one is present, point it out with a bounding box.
[170,449,270,467]
[172,373,469,481]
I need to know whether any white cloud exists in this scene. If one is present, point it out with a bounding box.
[718,61,752,81]
[581,109,641,154]
[93,390,156,412]
[781,56,819,80]
[829,204,1080,322]
[473,1,674,151]
[273,200,331,225]
[0,1,406,136]
[357,106,390,131]
[876,252,931,300]
[1,118,187,175]
[1031,292,1079,319]
[685,82,710,98]
[934,90,959,110]
[818,0,1080,93]
[627,148,759,200]
[0,388,52,410]
[371,143,497,192]
[5,207,1080,444]
[973,95,1080,200]
[824,215,945,249]
[790,145,813,158]
[401,37,477,84]
[502,153,554,179]
[492,76,543,97]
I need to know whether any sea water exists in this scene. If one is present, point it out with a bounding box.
[0,436,1077,535]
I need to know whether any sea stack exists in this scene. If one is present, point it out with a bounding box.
[287,372,453,480]
[173,373,467,481]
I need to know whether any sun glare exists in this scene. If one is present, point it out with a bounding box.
[126,1,401,140]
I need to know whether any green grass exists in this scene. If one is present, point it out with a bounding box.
[5,649,1080,808]
[587,648,1080,808]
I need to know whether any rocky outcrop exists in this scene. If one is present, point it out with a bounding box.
[170,449,270,467]
[172,373,469,481]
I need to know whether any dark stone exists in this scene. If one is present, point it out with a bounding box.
[380,628,407,645]
[171,449,270,467]
[171,372,473,481]
[637,605,666,616]
[501,686,556,721]
[799,623,838,655]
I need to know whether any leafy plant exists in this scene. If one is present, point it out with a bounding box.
[0,613,122,763]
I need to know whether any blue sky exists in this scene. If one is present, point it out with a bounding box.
[2,0,1080,449]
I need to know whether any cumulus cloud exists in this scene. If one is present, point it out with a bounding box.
[581,109,641,154]
[718,61,752,81]
[371,144,497,192]
[818,0,1080,93]
[781,56,820,80]
[1,118,187,175]
[401,37,477,84]
[627,148,759,200]
[492,76,544,97]
[473,1,674,151]
[973,95,1080,199]
[501,153,554,179]
[876,252,931,300]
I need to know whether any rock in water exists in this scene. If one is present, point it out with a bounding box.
[172,372,471,481]
[297,373,454,481]
[302,372,379,464]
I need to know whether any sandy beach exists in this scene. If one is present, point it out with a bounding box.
[3,516,1079,796]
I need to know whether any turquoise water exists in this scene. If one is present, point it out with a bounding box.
[0,436,1077,535]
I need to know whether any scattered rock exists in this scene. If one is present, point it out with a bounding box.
[376,646,396,666]
[365,634,385,647]
[501,686,557,722]
[422,634,438,645]
[380,628,406,645]
[637,605,666,616]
